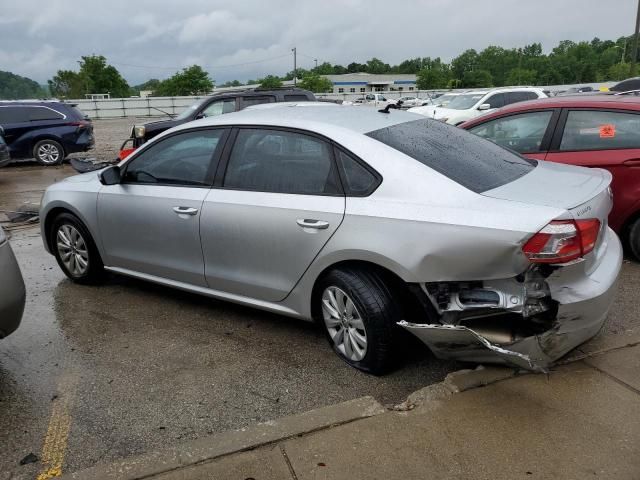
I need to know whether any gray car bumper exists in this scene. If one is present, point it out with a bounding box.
[400,228,623,371]
[0,237,26,338]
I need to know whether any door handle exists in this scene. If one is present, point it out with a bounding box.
[623,159,640,167]
[173,206,199,216]
[296,219,329,230]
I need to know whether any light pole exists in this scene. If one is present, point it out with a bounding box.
[314,58,318,70]
[631,0,640,76]
[292,47,297,85]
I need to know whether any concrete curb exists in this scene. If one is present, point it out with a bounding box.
[60,396,386,480]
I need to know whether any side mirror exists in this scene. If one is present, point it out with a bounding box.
[195,113,205,120]
[478,103,492,111]
[99,165,121,185]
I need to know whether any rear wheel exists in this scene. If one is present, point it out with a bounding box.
[316,268,401,375]
[628,217,640,261]
[51,213,104,284]
[33,139,64,166]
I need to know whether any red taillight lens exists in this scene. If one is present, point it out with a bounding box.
[523,219,600,264]
[67,121,91,128]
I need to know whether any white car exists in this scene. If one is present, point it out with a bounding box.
[353,93,397,107]
[409,88,547,125]
[396,96,425,108]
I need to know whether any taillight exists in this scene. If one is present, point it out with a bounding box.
[522,219,601,264]
[67,121,91,128]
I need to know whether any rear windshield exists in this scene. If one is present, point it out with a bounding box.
[366,118,536,193]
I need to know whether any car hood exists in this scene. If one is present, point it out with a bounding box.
[482,160,611,210]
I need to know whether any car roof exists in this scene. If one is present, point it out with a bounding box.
[173,102,423,135]
[461,94,640,127]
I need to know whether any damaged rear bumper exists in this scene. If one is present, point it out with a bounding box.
[399,228,623,371]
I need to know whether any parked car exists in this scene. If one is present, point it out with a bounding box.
[0,126,10,168]
[396,96,425,108]
[124,87,316,152]
[409,88,547,125]
[461,95,640,260]
[41,104,621,373]
[609,77,640,92]
[0,226,26,338]
[0,101,94,165]
[353,93,397,107]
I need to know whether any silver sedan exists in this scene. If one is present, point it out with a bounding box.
[40,104,622,374]
[0,227,25,338]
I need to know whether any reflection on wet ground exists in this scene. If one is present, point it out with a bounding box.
[0,228,456,478]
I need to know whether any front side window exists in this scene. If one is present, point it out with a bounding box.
[485,93,505,109]
[123,129,224,186]
[367,119,535,193]
[224,129,340,195]
[559,110,640,151]
[468,111,553,154]
[201,99,235,117]
[176,98,208,120]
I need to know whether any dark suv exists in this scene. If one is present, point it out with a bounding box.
[126,87,316,149]
[0,101,94,166]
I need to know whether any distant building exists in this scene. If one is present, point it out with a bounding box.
[321,73,417,94]
[84,93,110,100]
[139,90,153,98]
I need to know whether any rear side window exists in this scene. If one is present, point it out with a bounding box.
[283,94,310,102]
[241,96,275,108]
[468,111,553,154]
[506,91,538,104]
[366,119,536,193]
[335,150,380,196]
[28,107,64,121]
[559,110,640,151]
[0,106,30,123]
[224,129,340,195]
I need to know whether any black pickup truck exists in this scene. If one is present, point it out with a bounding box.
[123,87,316,152]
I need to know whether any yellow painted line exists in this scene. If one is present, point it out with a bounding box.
[36,373,77,480]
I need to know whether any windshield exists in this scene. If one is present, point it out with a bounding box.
[366,118,535,193]
[431,94,456,106]
[445,93,485,110]
[175,98,208,120]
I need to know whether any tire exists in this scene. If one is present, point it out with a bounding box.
[628,217,640,261]
[315,268,401,375]
[51,213,104,284]
[33,139,64,166]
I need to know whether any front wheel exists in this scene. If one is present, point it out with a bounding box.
[51,213,104,284]
[33,139,64,166]
[316,268,400,375]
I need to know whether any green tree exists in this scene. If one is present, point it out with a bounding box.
[77,55,130,97]
[156,65,213,96]
[299,72,333,93]
[608,63,631,81]
[365,57,390,74]
[258,75,283,88]
[0,70,47,99]
[219,80,243,88]
[451,49,479,81]
[505,68,538,85]
[461,69,493,88]
[416,68,448,89]
[346,62,366,73]
[131,79,161,96]
[48,70,87,98]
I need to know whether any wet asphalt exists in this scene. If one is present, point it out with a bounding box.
[0,159,457,478]
[1,125,640,478]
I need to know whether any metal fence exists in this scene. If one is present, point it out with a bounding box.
[69,81,617,119]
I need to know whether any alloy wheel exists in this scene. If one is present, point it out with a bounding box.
[321,286,368,361]
[37,143,61,164]
[56,224,89,276]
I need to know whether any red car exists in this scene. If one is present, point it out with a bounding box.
[461,95,640,259]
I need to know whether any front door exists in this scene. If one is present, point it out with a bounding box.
[200,127,345,302]
[97,128,227,286]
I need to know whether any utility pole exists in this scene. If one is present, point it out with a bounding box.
[314,58,318,69]
[631,0,640,76]
[292,47,297,85]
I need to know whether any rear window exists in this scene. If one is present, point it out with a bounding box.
[366,118,536,193]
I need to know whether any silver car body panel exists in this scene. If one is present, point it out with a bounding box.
[0,229,26,338]
[39,104,622,369]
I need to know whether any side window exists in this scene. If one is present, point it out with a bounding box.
[28,107,64,121]
[241,96,275,108]
[201,99,235,117]
[335,150,380,196]
[560,110,640,151]
[284,94,309,102]
[0,106,30,123]
[506,92,535,105]
[123,129,224,186]
[485,93,505,109]
[224,129,340,195]
[468,111,553,154]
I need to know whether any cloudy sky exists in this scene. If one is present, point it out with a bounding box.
[0,0,634,86]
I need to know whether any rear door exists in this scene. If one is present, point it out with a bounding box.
[240,95,276,109]
[0,106,31,155]
[200,127,345,302]
[545,109,640,231]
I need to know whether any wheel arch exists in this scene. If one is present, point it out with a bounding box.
[32,136,66,158]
